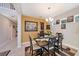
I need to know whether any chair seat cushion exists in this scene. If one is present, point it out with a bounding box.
[43,46,54,50]
[49,47,54,50]
[33,44,41,50]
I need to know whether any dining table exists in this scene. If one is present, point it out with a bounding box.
[35,38,48,47]
[34,35,57,55]
[34,35,56,47]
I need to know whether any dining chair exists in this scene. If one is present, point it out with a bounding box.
[55,33,64,51]
[43,37,56,56]
[29,35,42,56]
[43,34,63,56]
[42,33,63,55]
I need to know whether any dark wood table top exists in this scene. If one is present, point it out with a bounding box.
[34,38,48,47]
[34,35,57,47]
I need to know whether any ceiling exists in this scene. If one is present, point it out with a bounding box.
[20,3,79,18]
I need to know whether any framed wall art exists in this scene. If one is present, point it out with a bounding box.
[67,16,74,23]
[74,15,79,22]
[25,21,38,31]
[61,18,67,24]
[61,24,66,29]
[56,20,60,24]
[46,25,50,30]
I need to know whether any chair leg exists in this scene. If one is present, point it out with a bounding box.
[32,50,33,56]
[61,43,63,51]
[53,48,55,56]
[40,49,43,56]
[29,47,31,54]
[30,48,33,56]
[35,49,43,56]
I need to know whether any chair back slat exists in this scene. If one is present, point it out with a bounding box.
[55,33,64,51]
[29,35,33,55]
[57,33,63,43]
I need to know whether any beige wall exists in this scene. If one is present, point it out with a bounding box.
[0,14,16,51]
[54,6,79,20]
[21,16,50,43]
[54,6,79,48]
[63,23,79,48]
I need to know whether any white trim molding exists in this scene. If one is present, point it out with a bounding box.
[17,13,21,48]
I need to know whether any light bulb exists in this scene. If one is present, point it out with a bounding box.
[45,18,48,22]
[49,17,54,22]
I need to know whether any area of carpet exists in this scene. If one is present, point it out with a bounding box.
[0,50,11,56]
[25,45,77,56]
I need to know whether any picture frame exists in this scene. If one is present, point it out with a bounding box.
[46,25,50,30]
[61,24,66,29]
[56,20,60,24]
[67,16,74,23]
[74,14,79,22]
[25,21,38,31]
[61,18,67,24]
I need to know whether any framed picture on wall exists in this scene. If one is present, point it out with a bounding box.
[40,22,44,30]
[61,24,66,29]
[61,18,67,24]
[25,21,38,31]
[56,20,60,24]
[67,16,74,23]
[46,25,50,30]
[74,15,79,22]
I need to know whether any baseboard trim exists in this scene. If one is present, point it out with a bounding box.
[63,43,79,50]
